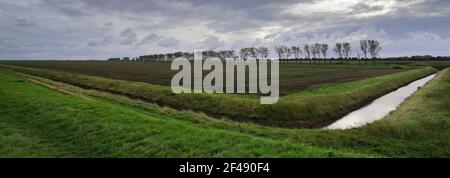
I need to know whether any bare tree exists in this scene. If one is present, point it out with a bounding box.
[360,40,369,59]
[248,47,258,59]
[342,42,351,64]
[239,48,246,60]
[183,52,193,60]
[285,47,292,60]
[368,40,381,59]
[291,46,302,59]
[311,43,321,60]
[275,45,284,60]
[240,48,252,60]
[334,43,343,59]
[320,43,329,59]
[256,46,269,59]
[311,45,316,59]
[342,42,351,59]
[218,50,234,60]
[303,45,311,60]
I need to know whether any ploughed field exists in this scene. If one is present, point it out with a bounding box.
[0,60,405,95]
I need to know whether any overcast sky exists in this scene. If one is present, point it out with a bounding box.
[1,0,449,60]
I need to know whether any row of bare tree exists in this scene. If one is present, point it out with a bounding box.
[134,50,236,61]
[110,40,382,62]
[273,40,381,60]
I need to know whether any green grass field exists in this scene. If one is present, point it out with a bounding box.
[0,66,448,157]
[0,70,360,157]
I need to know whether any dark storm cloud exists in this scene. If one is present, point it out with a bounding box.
[0,0,450,59]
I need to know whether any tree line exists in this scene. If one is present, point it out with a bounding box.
[110,50,237,62]
[273,40,381,60]
[108,40,382,62]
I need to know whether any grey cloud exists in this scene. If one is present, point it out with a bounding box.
[1,0,450,59]
[120,28,138,45]
[138,33,161,45]
[104,22,113,26]
[120,28,134,36]
[16,17,37,27]
[351,3,384,14]
[0,37,22,48]
[158,37,179,48]
[87,35,114,47]
[41,0,94,17]
[195,36,224,50]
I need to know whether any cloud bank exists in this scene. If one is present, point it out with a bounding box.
[0,0,449,59]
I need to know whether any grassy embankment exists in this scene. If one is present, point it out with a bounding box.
[0,64,436,127]
[196,68,449,157]
[0,70,361,157]
[1,67,448,157]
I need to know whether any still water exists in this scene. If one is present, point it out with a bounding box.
[326,74,436,130]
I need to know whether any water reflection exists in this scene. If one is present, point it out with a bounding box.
[327,74,436,130]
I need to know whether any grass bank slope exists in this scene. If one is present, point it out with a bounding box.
[311,68,450,157]
[162,68,449,157]
[0,71,361,157]
[1,68,448,157]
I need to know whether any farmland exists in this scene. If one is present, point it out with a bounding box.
[2,0,450,161]
[0,60,406,95]
[0,63,436,128]
[0,63,449,157]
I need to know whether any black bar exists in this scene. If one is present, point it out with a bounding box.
[0,158,447,177]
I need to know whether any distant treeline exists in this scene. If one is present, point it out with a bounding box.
[108,39,450,62]
[109,50,236,62]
